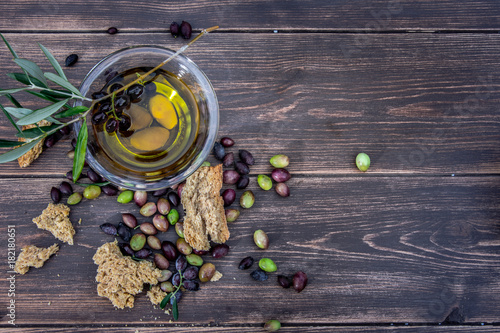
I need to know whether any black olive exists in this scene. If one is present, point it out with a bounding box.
[170,22,180,37]
[65,54,78,67]
[180,21,192,39]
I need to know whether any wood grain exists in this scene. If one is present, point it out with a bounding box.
[1,326,500,333]
[0,33,499,176]
[0,0,499,31]
[1,176,499,325]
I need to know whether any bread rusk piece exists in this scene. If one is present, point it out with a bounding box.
[181,164,229,251]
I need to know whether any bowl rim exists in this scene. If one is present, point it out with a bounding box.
[74,45,219,190]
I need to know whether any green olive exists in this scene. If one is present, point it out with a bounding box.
[257,175,273,191]
[83,185,101,199]
[356,152,371,172]
[259,258,277,272]
[167,208,179,225]
[117,190,134,203]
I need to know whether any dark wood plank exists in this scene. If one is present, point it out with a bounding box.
[1,326,499,333]
[1,176,499,325]
[1,0,500,31]
[0,33,499,176]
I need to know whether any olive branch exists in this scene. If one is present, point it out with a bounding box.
[0,26,218,182]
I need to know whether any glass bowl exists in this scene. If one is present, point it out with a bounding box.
[74,45,218,190]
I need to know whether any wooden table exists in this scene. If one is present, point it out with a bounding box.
[1,1,500,332]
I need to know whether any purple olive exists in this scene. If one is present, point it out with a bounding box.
[139,222,157,235]
[154,253,170,270]
[87,168,102,183]
[193,249,209,256]
[180,21,192,39]
[271,168,291,183]
[107,27,118,34]
[134,191,148,207]
[126,84,144,103]
[153,188,167,197]
[176,255,188,271]
[223,170,240,185]
[277,275,291,288]
[183,266,199,280]
[211,244,229,259]
[101,184,119,196]
[117,222,131,241]
[162,241,178,261]
[238,256,254,270]
[121,213,138,228]
[275,183,290,197]
[293,271,308,292]
[120,243,135,256]
[59,181,73,195]
[223,152,234,167]
[220,137,235,147]
[236,175,250,189]
[239,150,255,165]
[177,182,185,198]
[134,248,152,259]
[222,189,236,206]
[172,272,181,287]
[183,280,200,291]
[157,198,171,216]
[170,22,180,37]
[51,187,61,203]
[235,161,250,175]
[167,192,180,206]
[100,223,117,236]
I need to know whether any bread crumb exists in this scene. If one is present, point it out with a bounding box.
[93,240,162,309]
[48,301,51,305]
[14,244,59,274]
[147,285,167,306]
[33,203,75,245]
[17,120,51,168]
[182,164,229,250]
[210,270,223,282]
[78,218,82,225]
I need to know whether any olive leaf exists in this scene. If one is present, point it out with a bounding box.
[160,293,172,309]
[55,105,89,118]
[0,33,19,58]
[13,58,48,88]
[4,106,33,119]
[172,296,178,321]
[5,93,23,108]
[72,119,88,182]
[16,99,69,125]
[7,72,47,88]
[0,138,42,163]
[0,139,23,148]
[44,72,82,97]
[0,87,29,96]
[27,91,70,107]
[15,124,60,138]
[39,43,67,81]
[0,103,22,135]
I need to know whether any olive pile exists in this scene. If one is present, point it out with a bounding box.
[258,154,291,197]
[237,228,308,292]
[98,189,227,314]
[212,136,257,220]
[90,82,145,135]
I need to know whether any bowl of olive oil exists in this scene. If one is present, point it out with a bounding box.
[74,46,218,190]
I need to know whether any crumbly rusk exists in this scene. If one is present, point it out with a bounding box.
[181,164,229,251]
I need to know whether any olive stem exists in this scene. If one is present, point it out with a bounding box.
[92,25,219,105]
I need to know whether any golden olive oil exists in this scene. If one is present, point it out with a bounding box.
[91,68,200,177]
